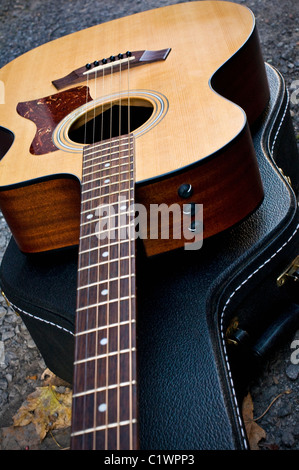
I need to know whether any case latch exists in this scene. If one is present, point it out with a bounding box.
[277,255,299,287]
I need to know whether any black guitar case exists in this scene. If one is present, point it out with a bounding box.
[0,64,298,450]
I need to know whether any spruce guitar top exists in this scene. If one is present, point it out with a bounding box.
[0,1,270,450]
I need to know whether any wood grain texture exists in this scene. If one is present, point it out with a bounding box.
[0,176,81,253]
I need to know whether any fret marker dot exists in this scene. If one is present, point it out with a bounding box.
[104,178,110,184]
[120,205,127,211]
[87,214,93,219]
[102,251,109,257]
[100,337,108,345]
[101,289,108,296]
[104,163,110,167]
[98,403,107,413]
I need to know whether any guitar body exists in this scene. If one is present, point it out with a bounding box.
[0,1,269,255]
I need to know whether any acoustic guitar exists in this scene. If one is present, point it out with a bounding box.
[0,1,269,450]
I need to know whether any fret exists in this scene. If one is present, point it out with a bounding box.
[79,222,134,240]
[82,176,134,195]
[82,181,133,198]
[77,281,135,308]
[75,323,136,359]
[79,222,134,236]
[81,193,134,210]
[81,197,134,215]
[82,188,134,205]
[72,419,138,436]
[77,273,135,289]
[83,147,133,161]
[83,146,134,163]
[73,350,137,393]
[76,295,135,311]
[71,385,137,433]
[83,169,134,186]
[73,380,137,398]
[77,275,135,294]
[76,298,133,333]
[83,162,133,180]
[82,163,133,181]
[79,223,134,241]
[83,173,133,186]
[83,138,131,153]
[78,255,133,274]
[79,225,133,246]
[83,148,134,167]
[71,425,138,450]
[81,210,134,229]
[79,238,133,254]
[79,242,134,263]
[83,137,133,157]
[78,256,134,281]
[76,319,136,337]
[74,348,137,365]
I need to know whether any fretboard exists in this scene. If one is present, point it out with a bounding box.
[71,134,138,450]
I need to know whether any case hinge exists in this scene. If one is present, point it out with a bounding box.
[278,167,292,187]
[277,255,299,287]
[1,290,11,308]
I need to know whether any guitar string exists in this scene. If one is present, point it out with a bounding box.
[83,71,90,450]
[100,65,107,451]
[101,59,115,450]
[98,64,110,449]
[93,65,100,450]
[78,69,92,449]
[79,55,134,449]
[91,66,100,450]
[90,67,98,450]
[125,56,133,450]
[101,63,110,450]
[127,56,134,451]
[83,63,103,449]
[117,57,122,450]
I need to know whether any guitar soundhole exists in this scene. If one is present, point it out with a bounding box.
[68,99,154,144]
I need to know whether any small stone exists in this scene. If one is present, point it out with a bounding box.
[5,373,12,383]
[0,377,8,390]
[276,401,292,418]
[0,341,5,365]
[281,430,295,448]
[0,307,6,320]
[27,338,36,349]
[286,363,299,380]
[2,330,14,342]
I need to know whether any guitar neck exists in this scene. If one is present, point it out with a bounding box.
[71,134,138,450]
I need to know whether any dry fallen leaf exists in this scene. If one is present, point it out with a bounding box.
[13,385,72,441]
[242,392,266,450]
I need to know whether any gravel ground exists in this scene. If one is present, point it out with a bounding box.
[0,0,298,451]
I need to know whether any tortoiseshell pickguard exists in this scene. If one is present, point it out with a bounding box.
[17,86,92,155]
